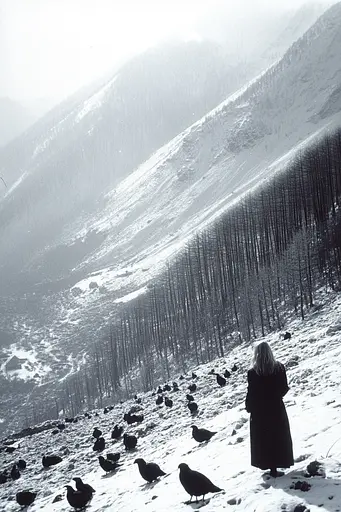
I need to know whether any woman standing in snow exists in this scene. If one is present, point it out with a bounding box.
[245,341,294,477]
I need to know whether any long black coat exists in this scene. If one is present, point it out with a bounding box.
[245,362,293,470]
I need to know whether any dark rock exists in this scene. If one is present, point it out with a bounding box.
[294,505,309,512]
[306,460,323,477]
[5,355,25,371]
[52,494,63,503]
[291,481,311,492]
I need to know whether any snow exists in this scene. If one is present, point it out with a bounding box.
[114,287,148,304]
[75,76,117,123]
[0,345,51,383]
[3,172,28,198]
[1,289,341,511]
[65,8,341,317]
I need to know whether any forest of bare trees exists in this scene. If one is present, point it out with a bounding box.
[28,127,341,423]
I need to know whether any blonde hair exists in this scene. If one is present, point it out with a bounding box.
[252,341,277,376]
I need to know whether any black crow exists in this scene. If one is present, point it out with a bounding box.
[65,485,92,510]
[93,437,105,452]
[106,452,120,463]
[215,373,226,387]
[283,331,292,340]
[231,364,238,372]
[123,412,144,425]
[157,386,163,394]
[186,394,194,402]
[17,459,27,470]
[224,369,231,378]
[123,433,137,450]
[93,427,102,439]
[187,402,198,414]
[0,472,7,484]
[188,383,197,392]
[134,458,166,483]
[111,425,123,439]
[98,456,121,473]
[178,463,222,502]
[42,455,62,468]
[16,490,37,507]
[11,465,20,480]
[165,397,173,407]
[73,477,95,497]
[57,423,66,431]
[163,384,171,392]
[156,395,163,405]
[191,425,216,443]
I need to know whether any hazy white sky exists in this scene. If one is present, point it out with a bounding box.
[0,0,334,104]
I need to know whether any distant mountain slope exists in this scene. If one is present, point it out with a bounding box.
[259,2,327,66]
[0,97,35,147]
[0,41,250,284]
[68,0,341,278]
[0,2,341,403]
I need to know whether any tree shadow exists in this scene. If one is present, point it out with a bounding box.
[264,469,341,511]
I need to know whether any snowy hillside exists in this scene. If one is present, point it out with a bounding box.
[0,3,341,431]
[25,1,341,340]
[1,289,341,512]
[0,98,35,148]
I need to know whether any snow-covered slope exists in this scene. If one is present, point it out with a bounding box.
[33,2,341,336]
[1,3,341,410]
[0,98,35,148]
[1,289,341,511]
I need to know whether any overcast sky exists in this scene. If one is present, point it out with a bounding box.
[0,0,334,104]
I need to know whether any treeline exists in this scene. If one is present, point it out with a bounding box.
[26,127,341,423]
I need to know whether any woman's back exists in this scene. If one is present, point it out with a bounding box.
[246,362,289,413]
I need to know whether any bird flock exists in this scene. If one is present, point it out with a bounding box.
[0,363,240,509]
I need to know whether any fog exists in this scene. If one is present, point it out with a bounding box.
[0,0,335,107]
